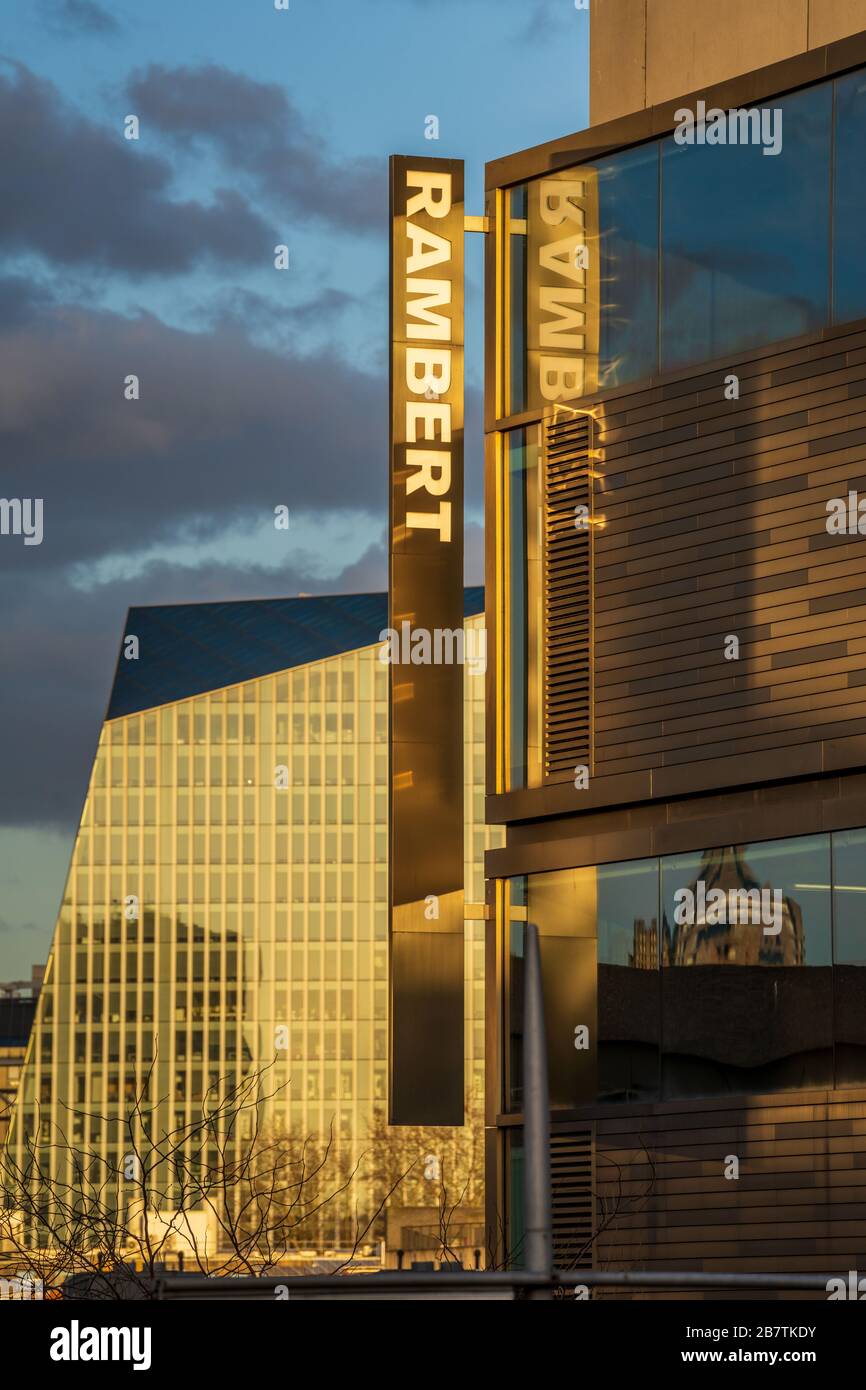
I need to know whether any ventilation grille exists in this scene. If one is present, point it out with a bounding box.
[551,1127,594,1272]
[543,414,593,780]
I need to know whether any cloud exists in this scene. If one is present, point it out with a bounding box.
[0,284,482,573]
[206,285,358,338]
[520,0,582,43]
[0,61,271,273]
[126,64,385,230]
[46,0,121,35]
[0,297,389,575]
[0,286,388,827]
[0,284,481,832]
[0,275,53,327]
[369,0,576,43]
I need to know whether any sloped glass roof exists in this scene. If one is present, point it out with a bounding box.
[107,588,485,718]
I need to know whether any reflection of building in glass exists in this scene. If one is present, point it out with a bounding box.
[7,592,495,1258]
[629,917,657,971]
[665,847,805,968]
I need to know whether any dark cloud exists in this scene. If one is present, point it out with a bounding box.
[0,297,389,573]
[0,61,270,272]
[0,272,483,830]
[0,289,482,575]
[0,287,386,825]
[371,0,575,43]
[0,275,53,327]
[207,285,358,337]
[126,64,385,231]
[46,0,121,36]
[521,0,580,42]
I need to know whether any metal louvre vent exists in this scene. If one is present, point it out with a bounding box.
[543,413,593,780]
[551,1128,595,1271]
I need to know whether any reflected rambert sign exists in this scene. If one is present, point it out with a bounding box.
[526,167,600,409]
[388,156,465,1125]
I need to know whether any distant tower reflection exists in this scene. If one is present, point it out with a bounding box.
[663,846,805,967]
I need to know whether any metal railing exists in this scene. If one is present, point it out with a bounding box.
[149,1267,840,1300]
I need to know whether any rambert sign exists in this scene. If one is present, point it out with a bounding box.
[388,156,465,1126]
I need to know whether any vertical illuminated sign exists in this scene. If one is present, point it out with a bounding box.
[388,156,465,1125]
[526,168,600,411]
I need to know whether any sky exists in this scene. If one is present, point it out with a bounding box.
[0,0,590,979]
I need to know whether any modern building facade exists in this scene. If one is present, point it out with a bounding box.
[484,25,866,1284]
[6,591,495,1261]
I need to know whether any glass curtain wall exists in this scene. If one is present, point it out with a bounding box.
[504,829,866,1111]
[503,64,866,404]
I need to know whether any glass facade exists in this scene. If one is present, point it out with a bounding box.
[504,63,866,403]
[507,186,528,416]
[502,428,542,791]
[661,82,831,372]
[489,48,866,1278]
[596,141,659,390]
[504,830,866,1111]
[8,613,497,1255]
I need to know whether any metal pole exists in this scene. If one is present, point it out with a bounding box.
[522,921,552,1296]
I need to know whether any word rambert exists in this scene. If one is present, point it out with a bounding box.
[674,101,783,156]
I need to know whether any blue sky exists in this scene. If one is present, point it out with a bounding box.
[0,0,589,978]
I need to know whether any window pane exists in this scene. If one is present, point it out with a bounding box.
[507,1129,525,1269]
[661,838,832,1100]
[523,148,659,410]
[661,84,831,373]
[833,70,866,323]
[596,142,659,392]
[833,828,866,1086]
[514,860,659,1108]
[529,868,597,1109]
[503,430,540,790]
[507,876,526,1112]
[598,858,660,1102]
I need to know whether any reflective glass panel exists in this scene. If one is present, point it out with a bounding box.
[833,69,866,323]
[596,141,659,392]
[597,858,660,1102]
[661,837,832,1099]
[832,828,866,1086]
[661,84,831,372]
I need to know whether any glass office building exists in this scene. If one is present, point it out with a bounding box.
[6,591,495,1258]
[484,39,866,1282]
